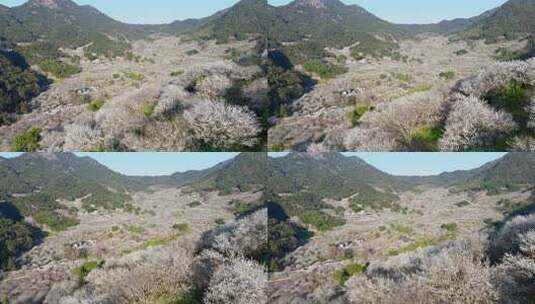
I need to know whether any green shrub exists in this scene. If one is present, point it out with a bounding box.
[170,70,184,77]
[186,49,199,56]
[142,103,155,117]
[349,187,399,212]
[225,48,243,63]
[126,224,144,234]
[303,59,347,80]
[439,70,456,80]
[230,199,254,215]
[494,47,525,61]
[332,262,367,285]
[172,223,189,232]
[486,81,531,126]
[10,127,41,152]
[269,143,286,152]
[266,65,306,117]
[143,235,178,248]
[223,84,250,107]
[33,210,78,232]
[215,218,225,225]
[0,217,34,271]
[282,41,330,64]
[0,51,42,120]
[455,200,471,207]
[455,49,469,56]
[87,100,105,112]
[441,222,458,234]
[71,260,100,284]
[174,287,204,304]
[387,233,457,256]
[497,198,532,214]
[125,71,144,81]
[350,38,399,60]
[187,201,201,208]
[346,105,369,127]
[393,73,411,82]
[451,179,525,196]
[39,59,81,79]
[391,223,413,235]
[300,210,345,232]
[125,52,141,62]
[409,126,443,152]
[82,33,130,59]
[407,84,432,94]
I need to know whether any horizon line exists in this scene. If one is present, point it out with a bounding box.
[0,0,508,26]
[1,152,508,177]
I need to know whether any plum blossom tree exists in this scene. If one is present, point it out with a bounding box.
[347,239,498,304]
[183,100,261,150]
[440,96,516,151]
[204,257,267,304]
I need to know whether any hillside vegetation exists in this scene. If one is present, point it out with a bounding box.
[456,0,535,42]
[2,0,535,151]
[0,43,46,125]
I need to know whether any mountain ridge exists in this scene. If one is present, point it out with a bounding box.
[455,0,535,41]
[1,151,533,196]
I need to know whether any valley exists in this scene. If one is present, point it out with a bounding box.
[1,37,264,151]
[269,35,528,150]
[1,188,249,301]
[1,0,535,301]
[265,152,535,303]
[0,0,534,152]
[1,152,535,303]
[0,153,268,303]
[269,186,530,303]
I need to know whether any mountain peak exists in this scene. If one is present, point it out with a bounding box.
[292,0,347,9]
[285,152,348,161]
[294,0,328,9]
[235,0,269,6]
[27,0,76,9]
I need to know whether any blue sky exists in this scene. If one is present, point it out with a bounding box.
[0,152,239,176]
[1,152,505,176]
[269,153,506,176]
[346,153,505,176]
[0,0,508,24]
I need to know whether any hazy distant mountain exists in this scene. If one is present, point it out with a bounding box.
[3,152,532,202]
[199,0,404,62]
[0,152,269,197]
[456,0,535,41]
[0,153,134,207]
[0,0,531,72]
[397,6,499,35]
[269,152,407,196]
[1,0,532,56]
[192,152,269,194]
[451,153,535,193]
[269,152,535,195]
[205,0,401,42]
[0,0,134,49]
